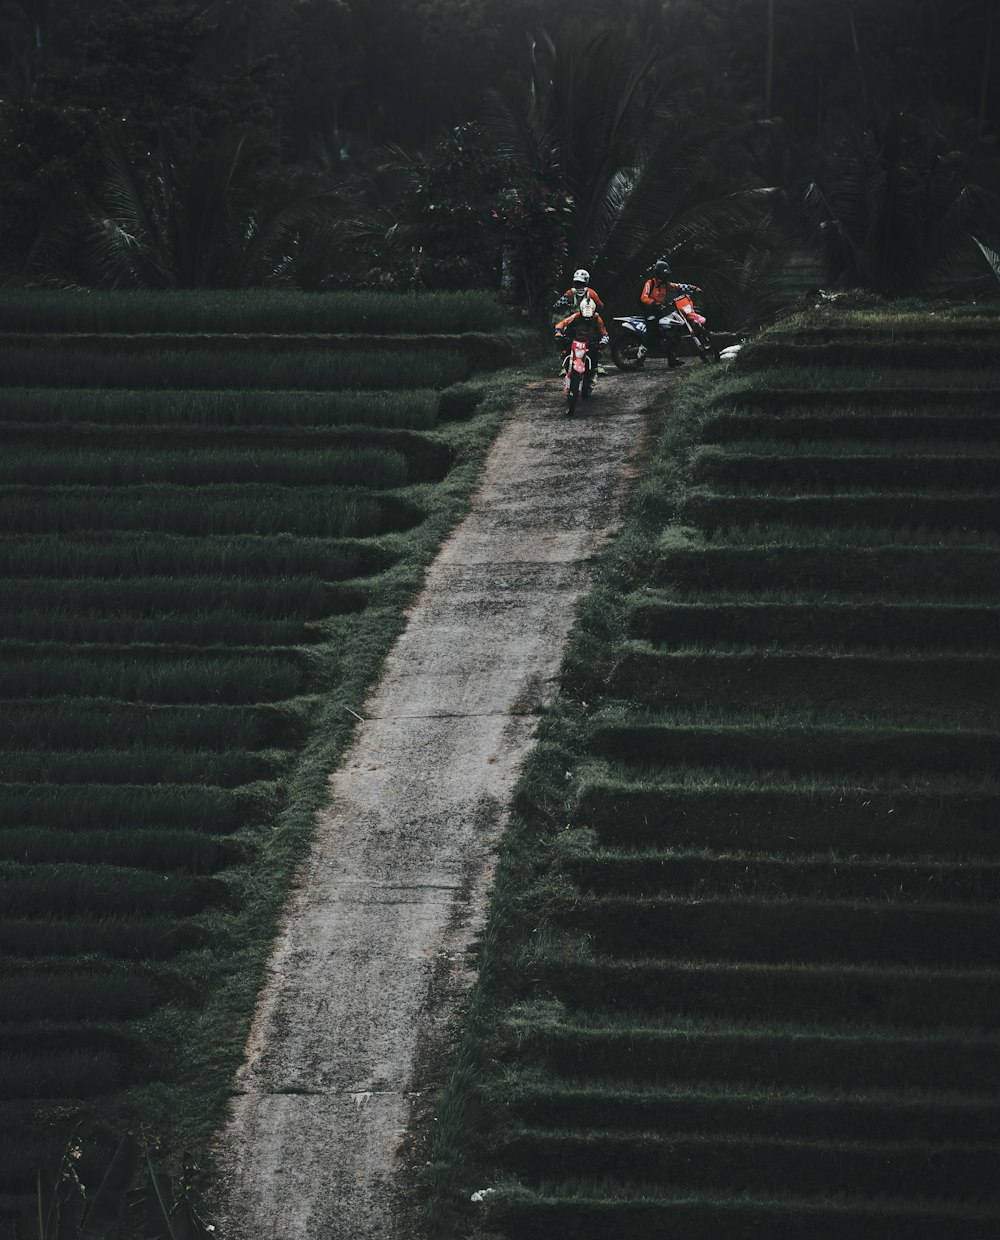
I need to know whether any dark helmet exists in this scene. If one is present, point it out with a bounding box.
[651,259,672,278]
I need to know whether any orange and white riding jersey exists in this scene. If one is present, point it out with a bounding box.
[554,308,608,342]
[641,277,700,307]
[553,285,605,312]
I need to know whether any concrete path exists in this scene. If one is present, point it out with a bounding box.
[211,365,669,1239]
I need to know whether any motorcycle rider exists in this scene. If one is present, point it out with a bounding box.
[554,270,607,374]
[554,296,609,385]
[553,267,605,314]
[639,258,702,368]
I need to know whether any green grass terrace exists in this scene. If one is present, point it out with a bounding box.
[0,288,542,1237]
[423,302,1000,1240]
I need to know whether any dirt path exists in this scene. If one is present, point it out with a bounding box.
[211,362,675,1239]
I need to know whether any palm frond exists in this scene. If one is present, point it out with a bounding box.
[238,191,344,287]
[972,235,1000,284]
[93,139,175,287]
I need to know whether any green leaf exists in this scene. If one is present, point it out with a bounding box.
[79,1134,141,1240]
[972,235,1000,284]
[138,1148,212,1240]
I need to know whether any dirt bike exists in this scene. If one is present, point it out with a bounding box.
[611,292,717,369]
[561,337,595,416]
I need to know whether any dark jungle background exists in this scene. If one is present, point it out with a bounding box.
[1,0,998,322]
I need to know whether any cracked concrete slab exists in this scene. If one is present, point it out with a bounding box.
[210,364,676,1238]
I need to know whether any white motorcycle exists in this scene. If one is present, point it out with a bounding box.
[611,291,717,368]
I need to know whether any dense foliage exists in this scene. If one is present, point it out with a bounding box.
[1,1,998,309]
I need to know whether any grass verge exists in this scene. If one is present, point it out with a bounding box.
[419,311,1000,1237]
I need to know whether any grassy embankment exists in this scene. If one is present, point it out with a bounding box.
[0,289,542,1236]
[424,301,1000,1240]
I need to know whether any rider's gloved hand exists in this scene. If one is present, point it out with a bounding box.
[600,334,609,345]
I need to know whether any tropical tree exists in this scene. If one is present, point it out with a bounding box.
[805,106,1000,295]
[481,20,782,320]
[301,123,519,292]
[0,98,104,277]
[0,0,292,283]
[490,152,574,310]
[25,124,343,289]
[0,0,40,101]
[390,123,519,290]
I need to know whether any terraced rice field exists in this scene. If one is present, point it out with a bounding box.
[0,290,535,1236]
[430,306,1000,1239]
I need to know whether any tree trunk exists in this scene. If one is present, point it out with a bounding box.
[499,244,518,304]
[765,0,775,115]
[979,1,995,138]
[847,1,872,119]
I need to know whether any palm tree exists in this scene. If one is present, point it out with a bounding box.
[482,21,782,318]
[805,106,1000,295]
[26,125,343,289]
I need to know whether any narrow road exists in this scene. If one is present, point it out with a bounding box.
[211,364,671,1239]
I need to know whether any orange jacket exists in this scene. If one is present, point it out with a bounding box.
[641,277,700,307]
[554,309,608,342]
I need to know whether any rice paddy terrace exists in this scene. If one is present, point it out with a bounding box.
[434,304,1000,1240]
[0,289,536,1236]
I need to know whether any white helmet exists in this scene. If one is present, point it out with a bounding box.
[579,297,597,318]
[573,268,590,284]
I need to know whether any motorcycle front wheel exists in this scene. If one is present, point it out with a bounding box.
[611,336,645,370]
[695,328,716,363]
[566,368,582,416]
